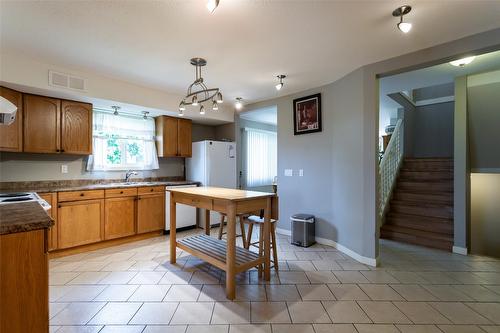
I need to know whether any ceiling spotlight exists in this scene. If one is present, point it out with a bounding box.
[111,105,120,116]
[215,91,223,104]
[191,95,198,106]
[275,75,286,91]
[212,100,219,111]
[235,97,243,110]
[207,0,220,13]
[178,101,185,116]
[449,56,476,67]
[200,105,206,115]
[142,111,150,120]
[392,5,412,33]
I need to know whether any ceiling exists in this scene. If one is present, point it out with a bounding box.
[240,106,277,125]
[1,1,500,107]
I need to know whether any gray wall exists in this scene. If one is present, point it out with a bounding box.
[192,124,216,142]
[215,123,236,141]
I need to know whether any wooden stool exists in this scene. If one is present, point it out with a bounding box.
[217,213,248,248]
[242,215,279,275]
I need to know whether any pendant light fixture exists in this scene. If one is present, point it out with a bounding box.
[178,58,223,116]
[207,0,220,13]
[235,97,243,110]
[275,75,286,91]
[111,105,120,116]
[392,5,412,33]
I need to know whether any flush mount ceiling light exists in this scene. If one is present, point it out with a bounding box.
[111,105,120,116]
[392,5,412,33]
[449,56,476,67]
[179,58,223,116]
[142,111,149,120]
[207,0,220,13]
[235,97,243,110]
[275,75,286,91]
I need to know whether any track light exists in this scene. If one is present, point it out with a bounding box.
[207,0,220,13]
[212,100,219,111]
[275,75,286,91]
[111,105,120,116]
[215,92,223,104]
[449,56,476,67]
[191,95,198,106]
[392,5,412,33]
[235,97,243,110]
[200,105,205,115]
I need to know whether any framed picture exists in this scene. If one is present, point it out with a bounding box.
[293,93,322,135]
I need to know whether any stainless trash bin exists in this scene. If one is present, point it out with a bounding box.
[291,214,315,247]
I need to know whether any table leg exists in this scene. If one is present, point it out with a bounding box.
[226,202,236,300]
[263,197,271,280]
[205,209,211,236]
[169,192,176,264]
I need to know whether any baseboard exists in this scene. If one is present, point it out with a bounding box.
[275,228,378,267]
[452,245,468,255]
[163,225,198,235]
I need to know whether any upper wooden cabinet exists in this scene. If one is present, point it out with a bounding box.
[0,86,23,152]
[155,116,192,157]
[61,100,92,154]
[24,94,61,153]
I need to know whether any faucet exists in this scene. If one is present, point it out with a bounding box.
[125,170,138,183]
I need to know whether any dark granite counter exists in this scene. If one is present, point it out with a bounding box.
[0,202,54,235]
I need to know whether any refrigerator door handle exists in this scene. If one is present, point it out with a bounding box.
[228,144,235,158]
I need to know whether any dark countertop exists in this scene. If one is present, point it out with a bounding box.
[0,202,54,235]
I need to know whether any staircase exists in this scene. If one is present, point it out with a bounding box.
[380,158,454,251]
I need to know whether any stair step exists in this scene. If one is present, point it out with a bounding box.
[390,201,453,219]
[398,181,453,192]
[403,158,453,171]
[392,191,453,204]
[386,213,453,234]
[380,229,453,251]
[399,170,453,181]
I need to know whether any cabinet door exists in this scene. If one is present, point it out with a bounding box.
[104,197,136,240]
[61,100,92,155]
[23,94,60,153]
[0,86,23,152]
[137,193,165,233]
[156,116,178,157]
[177,118,192,157]
[39,193,58,251]
[58,199,104,249]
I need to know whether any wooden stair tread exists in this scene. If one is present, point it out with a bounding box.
[381,224,453,240]
[380,229,453,251]
[390,199,452,209]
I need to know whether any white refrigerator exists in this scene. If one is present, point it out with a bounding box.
[186,140,237,228]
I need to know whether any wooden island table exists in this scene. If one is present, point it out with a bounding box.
[168,186,275,299]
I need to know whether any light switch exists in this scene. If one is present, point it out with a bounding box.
[299,169,304,177]
[284,169,293,177]
[61,165,68,174]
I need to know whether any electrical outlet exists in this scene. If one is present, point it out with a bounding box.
[299,169,304,177]
[61,165,68,174]
[284,169,293,177]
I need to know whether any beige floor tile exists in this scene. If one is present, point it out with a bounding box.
[51,302,106,325]
[271,324,314,333]
[50,302,69,319]
[159,271,195,284]
[129,260,160,271]
[354,324,400,333]
[55,326,103,333]
[422,285,473,301]
[101,261,136,271]
[429,302,492,324]
[297,284,335,301]
[67,271,110,285]
[229,324,271,333]
[358,284,404,301]
[129,302,178,324]
[170,302,214,324]
[322,301,371,323]
[250,302,291,323]
[287,261,317,271]
[56,285,106,302]
[50,261,84,272]
[190,270,221,284]
[416,272,459,284]
[266,285,301,301]
[466,303,500,324]
[396,324,443,333]
[94,284,139,301]
[387,272,429,284]
[99,325,146,333]
[128,271,165,284]
[390,284,438,301]
[474,272,500,284]
[313,323,357,333]
[235,285,267,301]
[164,284,202,302]
[444,272,488,284]
[50,286,71,302]
[328,284,370,300]
[361,271,399,284]
[98,271,138,284]
[198,285,229,302]
[438,325,486,333]
[287,301,331,323]
[312,260,343,271]
[358,301,411,324]
[50,272,81,285]
[185,325,229,333]
[305,271,339,284]
[73,261,109,272]
[211,302,251,324]
[129,284,171,302]
[480,325,500,333]
[337,261,370,271]
[143,325,187,333]
[456,285,500,301]
[278,271,310,284]
[88,302,142,325]
[393,302,450,324]
[333,271,370,283]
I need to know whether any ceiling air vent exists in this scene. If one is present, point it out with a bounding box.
[49,70,87,92]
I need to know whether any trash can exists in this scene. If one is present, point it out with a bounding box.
[291,214,315,247]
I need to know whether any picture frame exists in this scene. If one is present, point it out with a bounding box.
[293,93,322,135]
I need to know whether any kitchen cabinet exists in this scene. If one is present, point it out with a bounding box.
[58,198,104,249]
[39,193,58,251]
[23,94,92,154]
[155,115,192,157]
[104,190,137,240]
[0,86,23,152]
[137,192,165,233]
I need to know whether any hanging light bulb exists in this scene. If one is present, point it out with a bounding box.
[179,101,186,111]
[235,97,243,110]
[178,109,184,116]
[212,100,219,111]
[392,5,412,34]
[206,0,220,13]
[215,91,223,104]
[111,105,120,116]
[199,105,206,115]
[192,95,198,106]
[275,75,286,91]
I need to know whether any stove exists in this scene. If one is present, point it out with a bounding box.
[0,192,51,210]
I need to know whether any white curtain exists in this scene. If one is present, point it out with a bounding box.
[244,127,277,187]
[87,112,159,171]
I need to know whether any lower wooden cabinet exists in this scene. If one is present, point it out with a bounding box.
[104,196,136,240]
[39,193,58,251]
[137,193,165,233]
[58,199,104,249]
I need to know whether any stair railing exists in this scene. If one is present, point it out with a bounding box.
[379,119,404,218]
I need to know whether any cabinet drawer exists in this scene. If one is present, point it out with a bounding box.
[174,193,213,210]
[105,187,138,198]
[138,186,165,194]
[58,190,104,202]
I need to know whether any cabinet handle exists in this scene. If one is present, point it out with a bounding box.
[61,149,65,153]
[150,188,154,192]
[120,191,124,194]
[80,193,84,197]
[58,204,61,208]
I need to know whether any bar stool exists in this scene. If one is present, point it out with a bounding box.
[217,213,247,248]
[242,214,279,275]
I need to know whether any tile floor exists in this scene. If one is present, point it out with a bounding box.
[49,227,500,333]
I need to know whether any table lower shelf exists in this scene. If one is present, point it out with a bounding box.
[177,234,263,273]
